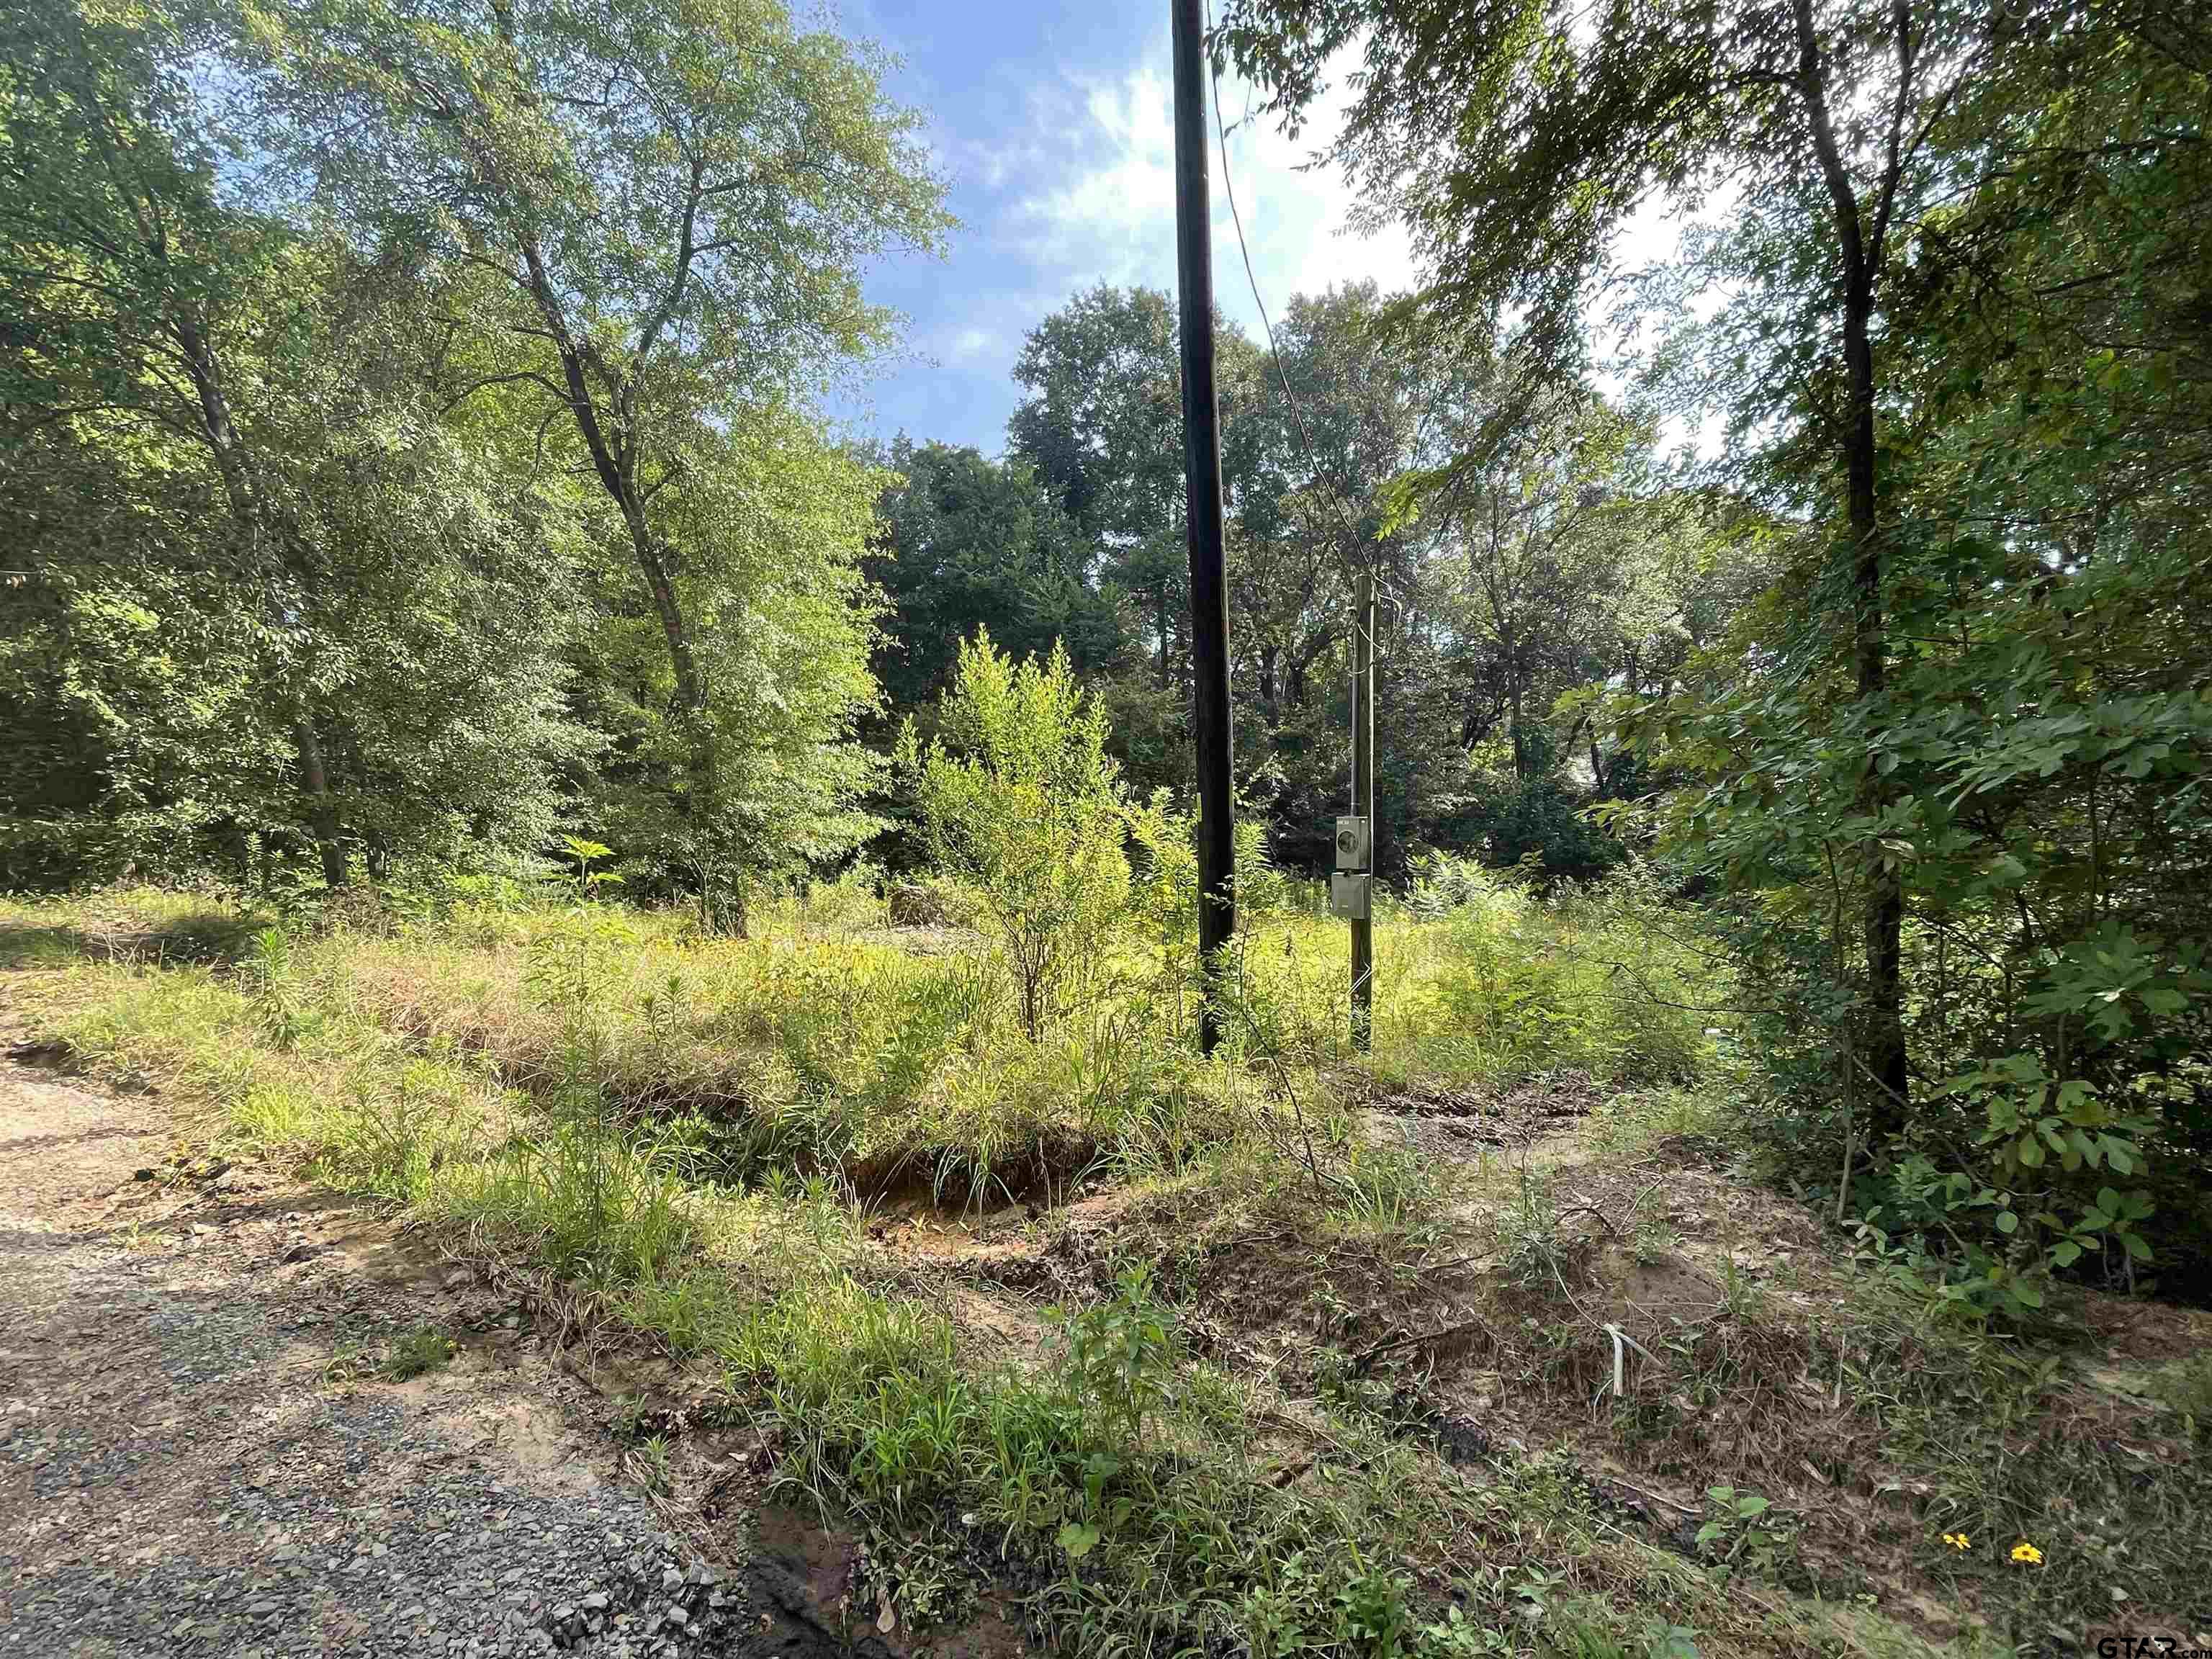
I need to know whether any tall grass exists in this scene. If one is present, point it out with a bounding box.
[4,864,1720,1202]
[0,873,1799,1658]
[313,909,1235,1204]
[1217,860,1718,1092]
[3,922,1735,1657]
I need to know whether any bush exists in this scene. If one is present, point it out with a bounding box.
[905,632,1130,1040]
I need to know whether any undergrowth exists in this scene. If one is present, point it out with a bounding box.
[2,879,2144,1657]
[0,935,1721,1655]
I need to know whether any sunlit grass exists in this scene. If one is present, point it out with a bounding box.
[1,873,2004,1659]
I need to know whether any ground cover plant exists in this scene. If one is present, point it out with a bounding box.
[8,846,2206,1658]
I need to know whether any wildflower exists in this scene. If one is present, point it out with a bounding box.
[2011,1542,2043,1565]
[1943,1532,1971,1551]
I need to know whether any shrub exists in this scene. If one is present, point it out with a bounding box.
[905,632,1130,1040]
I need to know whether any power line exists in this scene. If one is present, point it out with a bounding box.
[1204,10,1380,1044]
[1199,12,1422,631]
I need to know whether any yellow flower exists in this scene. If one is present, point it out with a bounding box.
[2011,1542,2043,1565]
[1943,1533,1971,1551]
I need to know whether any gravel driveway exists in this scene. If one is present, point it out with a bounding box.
[0,1058,866,1659]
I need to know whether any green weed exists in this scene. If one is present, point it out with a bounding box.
[382,1324,456,1380]
[0,879,2004,1659]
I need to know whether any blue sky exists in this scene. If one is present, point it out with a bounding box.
[820,0,1416,455]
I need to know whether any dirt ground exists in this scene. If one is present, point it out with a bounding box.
[0,1051,907,1659]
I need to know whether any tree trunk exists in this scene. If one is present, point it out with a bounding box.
[621,500,705,716]
[1506,642,1527,781]
[1797,0,1908,1125]
[176,318,259,534]
[295,714,346,889]
[1848,287,1908,1120]
[521,236,708,729]
[1156,582,1172,690]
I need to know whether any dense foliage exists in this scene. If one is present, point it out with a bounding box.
[1,0,942,910]
[6,0,2206,1304]
[868,282,1714,879]
[1224,0,2212,1298]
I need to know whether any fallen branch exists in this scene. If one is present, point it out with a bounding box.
[1589,1473,1698,1518]
[1553,1202,1620,1237]
[1267,1457,1314,1488]
[1352,1316,1491,1374]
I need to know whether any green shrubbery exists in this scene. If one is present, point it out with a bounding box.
[905,633,1133,1040]
[0,679,1737,1658]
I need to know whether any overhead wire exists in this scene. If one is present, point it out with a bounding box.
[1198,7,1425,644]
[1202,9,1393,1012]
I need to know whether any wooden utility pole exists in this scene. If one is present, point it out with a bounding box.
[1171,0,1236,1053]
[1350,567,1375,1049]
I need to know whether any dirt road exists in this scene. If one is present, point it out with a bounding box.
[0,1056,850,1658]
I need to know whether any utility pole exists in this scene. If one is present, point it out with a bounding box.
[1349,566,1375,1049]
[1171,0,1236,1053]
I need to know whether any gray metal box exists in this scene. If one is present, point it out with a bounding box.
[1328,872,1371,920]
[1334,815,1370,870]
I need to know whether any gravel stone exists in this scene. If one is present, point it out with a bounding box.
[0,1060,876,1659]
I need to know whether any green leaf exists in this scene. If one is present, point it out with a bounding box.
[1057,1521,1102,1560]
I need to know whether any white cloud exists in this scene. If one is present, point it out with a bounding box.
[1210,60,1419,311]
[1014,65,1179,284]
[1011,50,1416,334]
[945,325,1000,362]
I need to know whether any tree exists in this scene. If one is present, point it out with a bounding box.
[1220,0,2056,1115]
[866,439,1125,711]
[1516,1,2208,1282]
[246,0,949,907]
[905,633,1131,1042]
[571,406,894,928]
[1411,367,1653,785]
[1218,284,1668,878]
[1,0,583,888]
[1223,283,1446,871]
[1010,285,1265,697]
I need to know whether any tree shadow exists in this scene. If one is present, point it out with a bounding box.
[0,912,262,969]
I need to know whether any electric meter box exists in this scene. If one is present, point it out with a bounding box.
[1329,872,1371,921]
[1334,815,1371,871]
